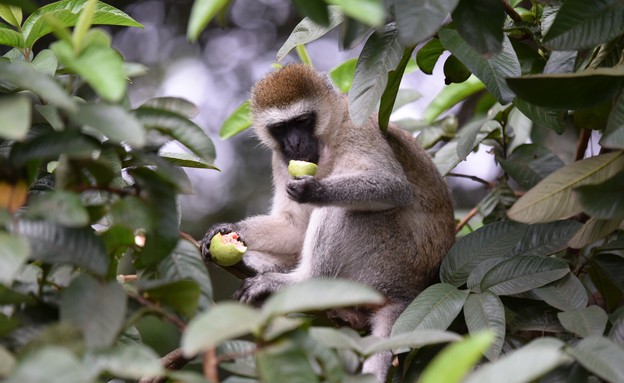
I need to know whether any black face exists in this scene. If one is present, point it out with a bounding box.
[268,111,320,164]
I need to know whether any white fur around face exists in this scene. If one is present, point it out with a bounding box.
[253,99,319,147]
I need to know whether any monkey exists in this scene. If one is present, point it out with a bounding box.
[200,64,455,382]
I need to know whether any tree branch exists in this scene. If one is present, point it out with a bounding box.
[502,0,523,23]
[456,206,479,234]
[139,348,193,383]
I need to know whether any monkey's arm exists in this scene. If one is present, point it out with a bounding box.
[287,172,413,211]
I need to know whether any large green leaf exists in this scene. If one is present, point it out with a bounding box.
[395,0,459,47]
[0,61,76,112]
[0,4,21,27]
[60,275,127,349]
[182,302,263,356]
[513,98,564,134]
[292,0,330,26]
[5,346,89,383]
[568,217,623,249]
[159,239,213,310]
[217,340,257,378]
[566,336,624,383]
[25,190,90,227]
[84,344,163,379]
[141,97,198,119]
[348,23,402,126]
[463,292,505,360]
[159,151,218,170]
[439,28,520,104]
[9,129,100,167]
[392,283,469,336]
[0,232,29,286]
[359,330,461,356]
[452,0,504,55]
[416,38,445,75]
[506,220,583,257]
[0,24,22,48]
[70,102,145,147]
[440,221,528,286]
[420,332,495,383]
[261,279,384,320]
[276,6,344,61]
[186,0,230,42]
[141,279,200,319]
[0,95,30,141]
[51,36,127,103]
[326,0,384,27]
[533,273,588,311]
[329,58,357,93]
[507,67,624,110]
[22,0,142,48]
[378,46,415,132]
[542,0,624,50]
[500,144,565,190]
[558,306,608,337]
[13,220,108,276]
[481,256,570,295]
[423,75,485,123]
[135,107,215,164]
[591,253,624,291]
[220,100,252,139]
[575,171,624,219]
[463,338,569,383]
[508,151,624,223]
[602,92,624,149]
[256,338,320,383]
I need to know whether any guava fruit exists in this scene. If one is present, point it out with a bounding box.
[209,232,246,266]
[288,160,318,177]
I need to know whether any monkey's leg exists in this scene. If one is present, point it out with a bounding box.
[362,301,408,383]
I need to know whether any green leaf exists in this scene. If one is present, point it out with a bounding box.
[22,0,142,48]
[543,51,578,74]
[533,273,588,311]
[60,275,127,349]
[326,0,384,27]
[142,279,200,318]
[69,102,145,147]
[14,220,108,276]
[51,37,127,102]
[0,232,29,286]
[348,23,403,126]
[395,0,459,47]
[500,144,565,190]
[457,119,498,161]
[440,221,528,286]
[220,100,252,139]
[359,330,461,356]
[25,190,90,227]
[186,0,230,41]
[542,0,624,50]
[463,338,569,383]
[159,239,213,310]
[567,336,624,383]
[392,283,469,336]
[110,195,154,232]
[0,61,76,112]
[31,49,58,76]
[9,129,100,167]
[507,67,624,110]
[0,95,30,141]
[513,98,564,134]
[182,302,263,356]
[416,38,445,75]
[85,344,163,379]
[276,6,344,62]
[602,92,624,149]
[378,46,415,132]
[420,332,495,383]
[423,75,485,123]
[466,258,507,291]
[0,24,23,48]
[292,0,329,26]
[463,292,505,360]
[591,253,624,291]
[159,151,218,170]
[6,346,89,383]
[575,171,624,219]
[558,306,608,337]
[507,220,583,257]
[452,0,504,55]
[480,256,570,295]
[261,279,384,320]
[0,4,21,27]
[141,97,198,119]
[439,28,520,104]
[136,107,215,163]
[256,338,320,383]
[508,151,624,223]
[329,58,357,93]
[72,0,97,51]
[568,217,623,249]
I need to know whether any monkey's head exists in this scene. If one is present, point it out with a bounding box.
[250,64,342,164]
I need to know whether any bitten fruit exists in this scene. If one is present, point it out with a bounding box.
[288,160,318,177]
[209,232,246,266]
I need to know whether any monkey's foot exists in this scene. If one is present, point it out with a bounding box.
[234,272,291,306]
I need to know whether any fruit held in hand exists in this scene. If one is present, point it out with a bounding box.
[288,160,318,177]
[209,232,246,266]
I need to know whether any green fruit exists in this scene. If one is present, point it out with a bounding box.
[443,55,471,85]
[288,160,318,177]
[209,232,246,266]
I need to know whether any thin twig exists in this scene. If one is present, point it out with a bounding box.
[456,206,479,234]
[575,128,592,161]
[502,0,523,23]
[130,292,187,331]
[204,348,219,382]
[447,173,492,187]
[138,348,193,383]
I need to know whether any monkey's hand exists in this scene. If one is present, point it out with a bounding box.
[234,272,289,306]
[287,176,322,203]
[199,222,241,263]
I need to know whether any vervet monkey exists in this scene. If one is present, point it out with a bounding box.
[201,64,455,381]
